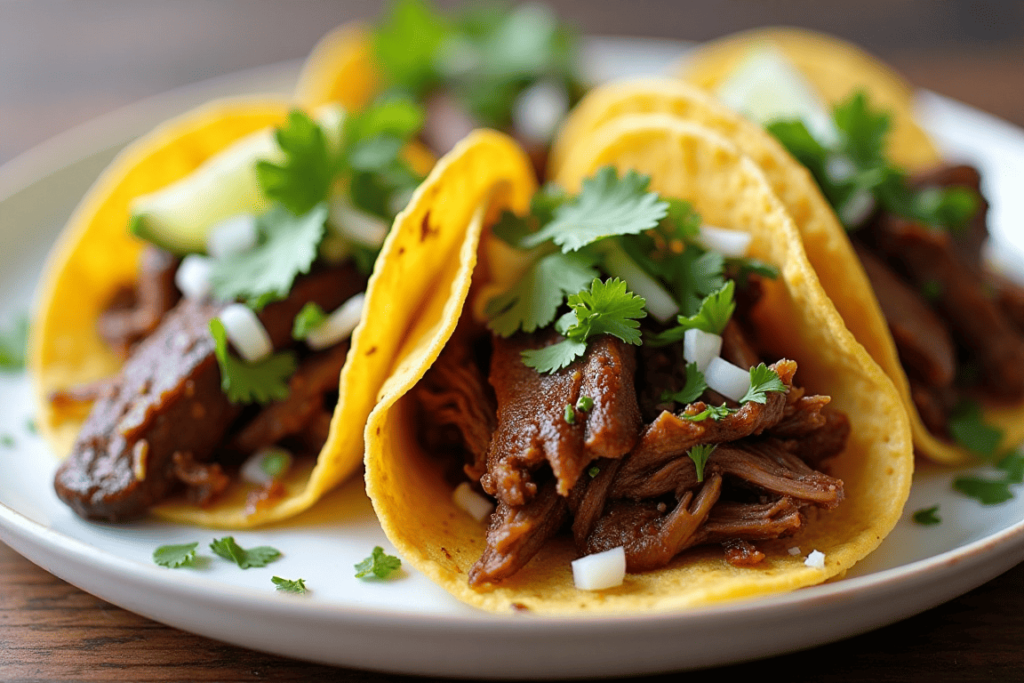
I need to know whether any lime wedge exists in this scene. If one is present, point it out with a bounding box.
[129,105,345,255]
[715,45,839,146]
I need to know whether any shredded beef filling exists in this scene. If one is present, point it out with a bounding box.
[853,164,1024,438]
[54,263,366,521]
[418,313,847,586]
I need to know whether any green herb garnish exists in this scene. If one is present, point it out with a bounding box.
[0,314,29,371]
[661,362,708,406]
[948,400,1004,459]
[153,542,199,568]
[272,576,308,594]
[576,395,594,412]
[912,506,941,526]
[740,363,789,404]
[210,537,282,569]
[563,404,576,425]
[953,476,1016,506]
[0,434,14,448]
[687,444,717,483]
[588,465,600,478]
[257,110,337,216]
[292,302,328,341]
[209,319,295,405]
[354,546,402,579]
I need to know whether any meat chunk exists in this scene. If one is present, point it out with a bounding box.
[54,265,366,521]
[481,333,641,505]
[98,246,180,357]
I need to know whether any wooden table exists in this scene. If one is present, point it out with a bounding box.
[2,2,1023,680]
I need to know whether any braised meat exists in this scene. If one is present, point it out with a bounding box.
[54,265,366,521]
[98,246,180,357]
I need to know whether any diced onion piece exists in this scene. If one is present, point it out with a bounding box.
[452,482,494,522]
[572,547,626,591]
[601,242,678,322]
[305,293,365,350]
[175,254,213,300]
[695,225,752,258]
[513,79,570,146]
[206,213,258,259]
[240,447,293,485]
[683,328,723,372]
[705,357,750,402]
[328,199,388,248]
[788,546,802,556]
[825,154,856,183]
[219,303,273,362]
[839,189,876,228]
[804,549,826,569]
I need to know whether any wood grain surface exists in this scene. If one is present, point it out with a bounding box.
[2,1,1023,681]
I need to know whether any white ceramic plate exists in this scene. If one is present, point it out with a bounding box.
[1,38,1023,679]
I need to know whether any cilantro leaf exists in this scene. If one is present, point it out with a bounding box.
[740,363,787,404]
[210,537,282,569]
[1,434,14,448]
[833,92,889,168]
[485,251,597,337]
[257,110,336,216]
[210,204,327,309]
[0,314,29,371]
[996,451,1024,484]
[292,302,327,341]
[661,363,708,405]
[342,97,425,173]
[153,542,198,568]
[519,338,588,374]
[912,506,941,526]
[563,404,576,425]
[953,476,1015,506]
[682,403,735,422]
[564,277,647,345]
[272,576,308,594]
[576,395,594,412]
[521,167,669,252]
[210,319,295,405]
[948,400,1004,459]
[687,444,717,483]
[354,546,402,579]
[372,0,448,96]
[672,280,735,335]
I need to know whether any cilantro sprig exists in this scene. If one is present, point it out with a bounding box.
[272,576,308,594]
[661,362,708,405]
[953,450,1024,506]
[292,302,328,341]
[257,110,336,216]
[0,314,29,371]
[912,506,942,526]
[521,278,646,373]
[687,444,717,483]
[209,319,296,405]
[947,400,1004,459]
[210,537,282,569]
[354,546,402,579]
[153,542,199,568]
[652,281,736,346]
[768,91,979,232]
[677,364,788,421]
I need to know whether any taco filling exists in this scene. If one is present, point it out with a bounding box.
[763,94,1024,456]
[50,100,428,522]
[413,167,846,585]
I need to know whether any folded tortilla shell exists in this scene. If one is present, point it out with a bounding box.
[365,121,913,614]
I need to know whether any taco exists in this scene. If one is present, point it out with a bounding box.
[30,76,439,526]
[363,120,912,614]
[549,31,1024,465]
[295,0,585,171]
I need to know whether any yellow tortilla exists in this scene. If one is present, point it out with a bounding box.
[29,34,435,526]
[294,22,379,112]
[676,27,941,171]
[551,78,1024,464]
[365,122,913,614]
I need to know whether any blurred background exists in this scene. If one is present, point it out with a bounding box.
[2,0,1024,165]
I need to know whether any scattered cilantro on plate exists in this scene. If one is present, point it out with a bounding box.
[948,400,1004,459]
[355,546,402,580]
[0,314,29,371]
[153,542,199,568]
[912,506,942,526]
[953,476,1016,506]
[210,537,282,569]
[209,319,296,405]
[272,576,308,594]
[0,434,14,448]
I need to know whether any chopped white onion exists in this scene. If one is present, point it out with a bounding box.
[452,482,494,522]
[206,213,258,259]
[788,546,802,556]
[601,242,678,322]
[683,328,723,372]
[804,549,826,569]
[513,79,570,146]
[219,303,273,363]
[328,199,388,248]
[825,154,856,183]
[695,225,752,258]
[572,547,626,591]
[305,293,365,350]
[175,254,213,300]
[240,447,293,485]
[839,189,876,228]
[705,357,751,402]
